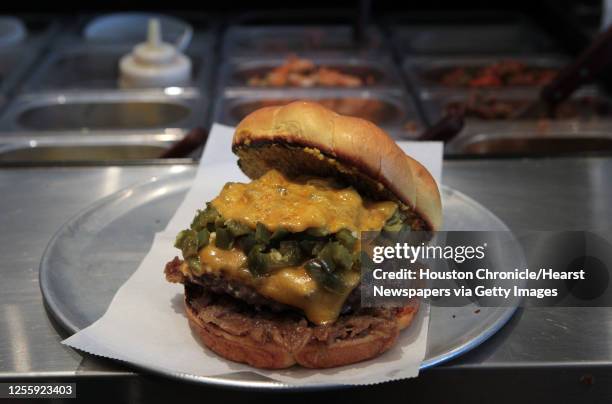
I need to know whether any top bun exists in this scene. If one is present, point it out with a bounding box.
[232,101,442,231]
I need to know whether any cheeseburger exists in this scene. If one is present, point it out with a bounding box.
[164,101,442,369]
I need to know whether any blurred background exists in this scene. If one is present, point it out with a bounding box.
[0,0,610,162]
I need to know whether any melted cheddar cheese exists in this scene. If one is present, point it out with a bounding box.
[193,243,360,325]
[211,169,397,233]
[187,170,397,325]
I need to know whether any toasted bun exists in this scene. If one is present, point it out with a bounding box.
[185,285,419,369]
[231,100,441,231]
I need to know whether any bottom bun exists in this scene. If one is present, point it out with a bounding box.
[184,283,419,369]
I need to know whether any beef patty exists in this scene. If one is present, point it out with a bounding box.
[164,256,361,318]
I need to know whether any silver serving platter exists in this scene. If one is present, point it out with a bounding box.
[40,168,522,389]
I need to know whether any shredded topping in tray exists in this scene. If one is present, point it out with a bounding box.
[247,55,372,88]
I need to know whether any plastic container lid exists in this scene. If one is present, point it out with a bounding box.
[0,17,26,47]
[84,13,192,50]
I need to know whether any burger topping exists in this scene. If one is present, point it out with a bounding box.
[210,169,397,233]
[172,169,404,325]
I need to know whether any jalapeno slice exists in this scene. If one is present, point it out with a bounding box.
[247,244,269,275]
[335,228,357,249]
[306,227,329,237]
[174,229,198,258]
[190,203,220,232]
[197,229,210,249]
[246,240,304,276]
[305,259,346,294]
[270,227,290,242]
[317,241,354,271]
[255,222,271,244]
[382,209,404,232]
[187,256,203,275]
[225,220,252,237]
[278,240,303,266]
[237,233,257,253]
[215,227,234,250]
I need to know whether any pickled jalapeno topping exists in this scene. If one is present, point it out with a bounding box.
[190,203,220,232]
[171,169,407,324]
[175,229,198,259]
[214,227,234,250]
[305,259,347,294]
[175,204,402,291]
[335,228,357,249]
[225,219,252,237]
[197,229,210,249]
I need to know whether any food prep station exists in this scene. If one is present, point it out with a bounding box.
[2,11,612,162]
[1,8,612,402]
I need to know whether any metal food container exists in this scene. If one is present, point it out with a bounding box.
[446,124,612,156]
[420,88,612,130]
[214,89,424,138]
[218,55,402,90]
[0,135,175,163]
[0,22,213,163]
[403,55,568,95]
[0,89,206,132]
[392,23,557,55]
[222,25,387,57]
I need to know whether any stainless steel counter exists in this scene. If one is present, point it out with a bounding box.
[1,158,611,402]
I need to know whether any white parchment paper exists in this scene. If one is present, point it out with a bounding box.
[63,124,442,386]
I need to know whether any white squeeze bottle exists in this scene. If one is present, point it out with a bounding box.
[119,18,191,88]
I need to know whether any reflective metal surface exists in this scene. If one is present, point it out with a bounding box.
[20,102,189,131]
[0,144,168,162]
[451,134,612,156]
[0,22,212,164]
[0,130,185,164]
[0,90,203,132]
[38,171,520,388]
[1,158,611,384]
[0,165,182,377]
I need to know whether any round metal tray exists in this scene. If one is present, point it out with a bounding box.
[40,167,521,389]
